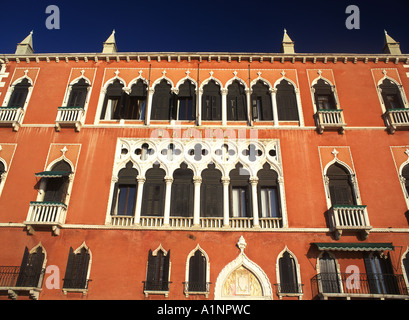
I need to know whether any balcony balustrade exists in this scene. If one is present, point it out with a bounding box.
[384,108,409,134]
[55,106,84,131]
[316,109,346,134]
[0,266,43,300]
[25,201,67,236]
[0,106,24,131]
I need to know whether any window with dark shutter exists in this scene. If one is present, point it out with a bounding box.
[151,79,173,120]
[229,163,251,218]
[276,79,299,120]
[63,247,90,289]
[227,80,247,121]
[100,80,125,120]
[251,81,273,121]
[257,163,281,220]
[318,252,341,293]
[201,163,223,217]
[327,163,356,206]
[8,78,31,108]
[111,161,138,216]
[16,246,45,288]
[171,163,193,217]
[145,249,170,291]
[313,79,337,111]
[202,80,221,121]
[279,251,299,293]
[176,80,196,121]
[402,164,409,196]
[142,165,166,217]
[364,252,399,294]
[67,78,89,108]
[43,160,71,203]
[379,78,405,110]
[126,80,147,120]
[188,250,207,292]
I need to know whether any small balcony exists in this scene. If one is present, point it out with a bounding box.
[0,266,43,300]
[327,205,372,240]
[316,109,346,134]
[55,106,84,132]
[383,108,409,134]
[311,272,409,300]
[24,201,67,236]
[0,106,24,131]
[143,281,171,297]
[183,281,211,298]
[274,283,304,300]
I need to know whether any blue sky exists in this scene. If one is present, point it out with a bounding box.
[0,0,408,54]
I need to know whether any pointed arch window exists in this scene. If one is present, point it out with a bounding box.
[278,251,300,294]
[201,163,223,218]
[318,252,341,293]
[63,245,91,291]
[111,162,138,216]
[313,79,337,111]
[364,252,400,294]
[151,79,173,120]
[379,78,405,110]
[67,78,89,108]
[16,246,45,288]
[327,163,356,206]
[40,160,72,204]
[202,80,221,121]
[229,163,251,218]
[142,165,166,217]
[251,80,273,121]
[171,163,194,218]
[257,164,281,220]
[144,248,171,293]
[227,80,247,121]
[125,80,147,120]
[7,78,31,108]
[276,79,299,120]
[186,249,208,294]
[100,79,125,120]
[175,80,196,121]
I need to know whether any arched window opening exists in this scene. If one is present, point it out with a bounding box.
[327,163,356,206]
[257,164,281,220]
[251,81,273,121]
[145,249,170,292]
[364,252,399,294]
[318,252,341,293]
[227,80,247,121]
[100,79,125,120]
[278,251,299,293]
[187,250,207,293]
[175,80,196,121]
[401,164,409,197]
[151,79,173,120]
[313,79,336,111]
[8,78,31,108]
[142,165,166,217]
[379,78,405,110]
[111,161,138,216]
[202,80,221,121]
[171,163,194,217]
[201,163,223,218]
[63,246,91,290]
[43,160,71,203]
[276,79,299,120]
[67,78,89,108]
[229,163,251,218]
[126,80,147,120]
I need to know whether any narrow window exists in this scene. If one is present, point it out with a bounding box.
[43,161,71,203]
[67,78,89,108]
[313,79,337,111]
[364,252,399,294]
[126,80,147,120]
[145,249,170,292]
[0,161,5,185]
[8,78,31,108]
[201,163,223,218]
[202,80,221,121]
[100,80,124,120]
[16,246,45,288]
[403,252,409,287]
[251,81,273,121]
[257,164,281,220]
[151,79,172,120]
[175,80,196,121]
[327,163,356,206]
[111,162,138,216]
[279,251,299,293]
[318,252,341,293]
[142,165,166,217]
[171,163,194,218]
[276,79,299,120]
[227,80,247,121]
[229,163,251,218]
[63,247,91,290]
[379,78,405,110]
[188,250,207,292]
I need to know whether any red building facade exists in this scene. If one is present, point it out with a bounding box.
[0,30,409,300]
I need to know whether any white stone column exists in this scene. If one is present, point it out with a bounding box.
[250,177,259,228]
[222,176,230,227]
[245,88,253,126]
[193,176,202,226]
[163,176,173,226]
[270,88,279,127]
[145,88,154,126]
[278,176,288,228]
[197,88,203,126]
[134,176,146,225]
[221,88,228,125]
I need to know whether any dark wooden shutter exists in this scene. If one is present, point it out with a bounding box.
[17,246,45,288]
[279,251,298,293]
[171,167,193,217]
[251,81,273,121]
[313,79,336,110]
[162,250,170,291]
[63,247,90,289]
[229,163,251,218]
[201,165,223,217]
[227,81,247,121]
[202,80,221,121]
[380,79,404,110]
[68,79,88,108]
[188,250,206,292]
[276,80,299,120]
[327,164,356,206]
[151,80,172,120]
[142,166,166,216]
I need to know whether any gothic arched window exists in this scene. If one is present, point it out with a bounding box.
[202,80,221,121]
[151,79,173,120]
[227,80,247,121]
[327,163,356,206]
[276,79,299,120]
[251,80,273,121]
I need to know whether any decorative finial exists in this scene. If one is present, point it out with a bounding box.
[237,236,247,253]
[331,148,339,158]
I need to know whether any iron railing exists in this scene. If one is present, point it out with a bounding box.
[274,283,304,295]
[183,281,211,294]
[311,272,408,298]
[143,281,171,292]
[0,265,44,288]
